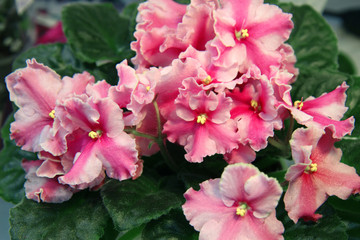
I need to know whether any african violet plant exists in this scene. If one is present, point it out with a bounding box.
[1,0,360,239]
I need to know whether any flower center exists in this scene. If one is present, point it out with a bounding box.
[49,110,55,119]
[294,99,304,110]
[250,99,261,112]
[202,75,212,85]
[88,130,103,139]
[304,163,317,174]
[236,203,248,217]
[146,86,151,91]
[235,29,249,40]
[196,114,207,125]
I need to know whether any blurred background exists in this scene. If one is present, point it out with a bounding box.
[0,0,359,239]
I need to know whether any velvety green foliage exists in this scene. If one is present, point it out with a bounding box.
[10,191,109,240]
[0,114,36,204]
[280,3,338,70]
[62,3,134,65]
[277,201,348,240]
[12,43,84,77]
[142,209,198,240]
[100,177,183,231]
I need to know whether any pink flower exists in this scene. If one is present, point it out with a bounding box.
[284,127,360,223]
[5,59,94,156]
[281,82,355,138]
[226,66,282,151]
[35,21,67,45]
[131,0,188,69]
[109,60,159,126]
[183,163,284,240]
[22,160,73,203]
[131,0,218,69]
[56,95,140,189]
[210,0,293,75]
[163,79,239,162]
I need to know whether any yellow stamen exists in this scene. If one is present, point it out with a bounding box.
[235,29,249,40]
[88,130,102,139]
[294,100,304,110]
[305,163,318,173]
[197,114,207,125]
[146,86,151,91]
[236,203,248,217]
[202,75,212,85]
[250,99,261,112]
[49,110,55,119]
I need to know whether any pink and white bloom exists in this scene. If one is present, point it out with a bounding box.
[131,0,218,69]
[131,0,188,69]
[284,127,360,223]
[109,60,159,126]
[56,95,140,189]
[280,82,355,138]
[210,0,293,75]
[22,159,74,203]
[163,79,238,162]
[183,163,284,240]
[5,59,95,156]
[226,66,282,151]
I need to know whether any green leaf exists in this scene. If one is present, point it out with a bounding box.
[100,177,183,231]
[290,67,348,101]
[10,191,109,240]
[338,52,357,75]
[12,43,85,77]
[0,114,36,203]
[280,3,338,69]
[142,209,198,240]
[120,2,140,43]
[62,3,134,65]
[277,200,348,240]
[328,195,360,224]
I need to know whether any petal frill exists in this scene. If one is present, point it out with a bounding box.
[10,109,53,152]
[177,0,217,51]
[184,126,218,163]
[224,144,256,164]
[183,179,232,231]
[244,173,283,218]
[57,71,95,100]
[22,160,73,203]
[219,163,259,207]
[58,141,103,189]
[96,134,139,181]
[199,210,284,240]
[6,58,61,113]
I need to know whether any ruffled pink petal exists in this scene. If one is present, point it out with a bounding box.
[284,173,325,223]
[36,159,64,178]
[224,144,256,164]
[22,160,73,203]
[177,0,217,50]
[6,58,61,113]
[199,210,284,240]
[183,179,233,231]
[96,134,139,181]
[58,141,103,189]
[57,71,95,100]
[6,59,63,153]
[219,163,259,206]
[85,80,111,100]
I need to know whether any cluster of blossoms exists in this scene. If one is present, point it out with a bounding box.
[5,0,360,238]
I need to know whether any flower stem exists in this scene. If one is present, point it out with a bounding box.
[152,100,178,172]
[286,116,295,143]
[268,137,287,152]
